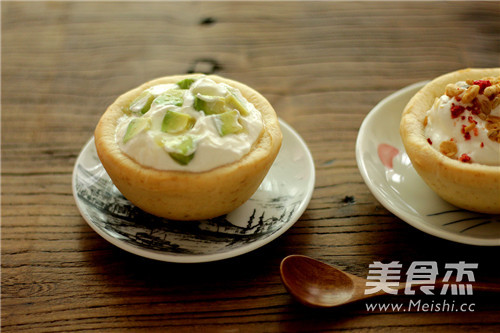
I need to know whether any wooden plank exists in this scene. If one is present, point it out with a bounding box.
[2,1,499,332]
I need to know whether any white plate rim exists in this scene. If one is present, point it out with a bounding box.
[356,81,500,246]
[72,119,316,262]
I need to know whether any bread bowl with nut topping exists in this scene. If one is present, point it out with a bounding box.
[95,74,282,220]
[400,68,500,214]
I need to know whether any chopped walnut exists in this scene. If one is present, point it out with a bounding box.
[461,85,480,104]
[492,96,500,110]
[488,129,500,142]
[464,122,476,133]
[484,84,500,98]
[479,97,492,115]
[439,140,458,157]
[445,84,464,97]
[486,116,500,143]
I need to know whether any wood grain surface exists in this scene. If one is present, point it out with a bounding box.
[2,1,500,332]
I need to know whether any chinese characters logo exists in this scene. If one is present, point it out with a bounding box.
[365,261,478,296]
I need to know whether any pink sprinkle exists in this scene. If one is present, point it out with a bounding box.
[459,154,471,163]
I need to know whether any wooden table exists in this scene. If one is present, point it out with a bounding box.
[2,1,499,332]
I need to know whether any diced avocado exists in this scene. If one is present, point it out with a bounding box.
[161,110,195,134]
[214,109,244,136]
[193,95,226,115]
[152,89,184,107]
[123,117,151,143]
[167,135,196,165]
[128,91,155,114]
[176,78,196,89]
[159,135,197,165]
[193,97,207,112]
[166,135,195,155]
[169,152,195,165]
[226,91,249,116]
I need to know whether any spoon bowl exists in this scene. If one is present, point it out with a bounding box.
[280,255,353,307]
[280,255,379,308]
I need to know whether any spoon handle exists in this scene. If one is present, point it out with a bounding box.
[358,281,500,299]
[470,281,500,293]
[431,279,500,293]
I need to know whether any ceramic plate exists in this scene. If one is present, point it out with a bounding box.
[356,81,500,246]
[73,119,315,262]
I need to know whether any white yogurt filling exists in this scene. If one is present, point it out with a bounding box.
[424,80,500,166]
[115,76,264,172]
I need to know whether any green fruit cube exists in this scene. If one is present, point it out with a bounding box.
[169,152,195,165]
[193,95,226,115]
[161,110,195,134]
[176,78,196,89]
[214,109,244,136]
[158,134,197,165]
[226,91,249,116]
[153,89,184,107]
[128,91,155,115]
[123,117,151,143]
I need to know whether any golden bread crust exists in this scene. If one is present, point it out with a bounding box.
[95,74,282,220]
[400,68,500,213]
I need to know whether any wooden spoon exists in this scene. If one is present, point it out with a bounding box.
[280,255,500,308]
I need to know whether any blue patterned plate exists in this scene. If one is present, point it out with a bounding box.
[73,119,315,262]
[356,81,500,246]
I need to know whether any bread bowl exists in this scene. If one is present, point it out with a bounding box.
[95,74,282,220]
[400,68,500,214]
